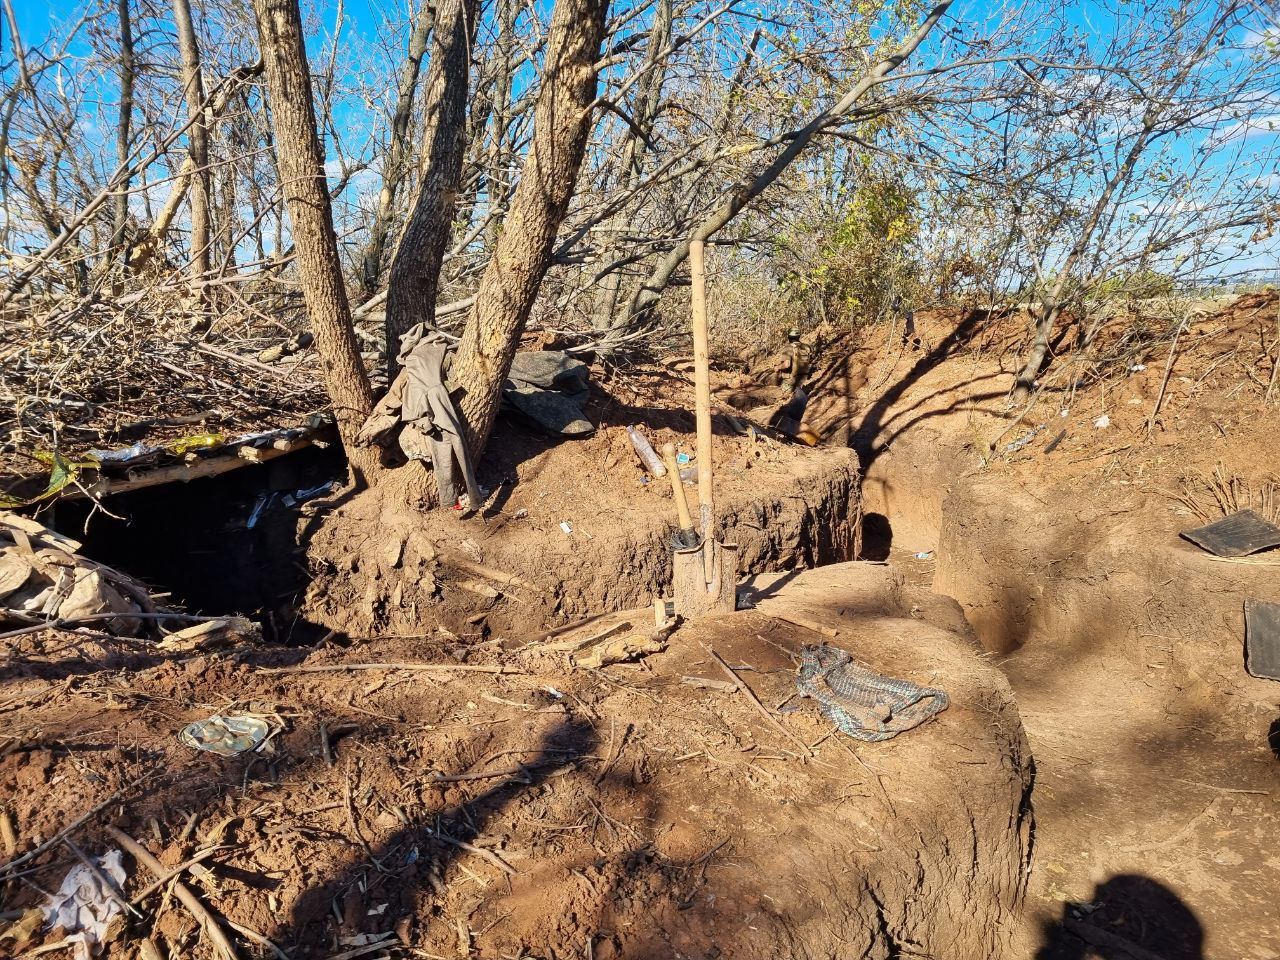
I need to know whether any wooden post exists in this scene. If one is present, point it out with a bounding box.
[690,238,714,581]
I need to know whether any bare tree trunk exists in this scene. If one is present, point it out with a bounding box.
[252,0,379,481]
[483,0,516,248]
[357,0,435,298]
[450,0,609,455]
[112,0,135,264]
[384,0,479,366]
[217,157,238,271]
[172,0,211,309]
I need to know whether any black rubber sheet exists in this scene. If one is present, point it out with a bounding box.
[1180,509,1280,558]
[1245,599,1280,682]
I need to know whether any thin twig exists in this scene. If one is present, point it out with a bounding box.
[708,647,812,757]
[0,782,142,878]
[104,826,242,960]
[257,661,524,676]
[430,831,517,875]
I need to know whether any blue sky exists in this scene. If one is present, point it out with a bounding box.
[5,0,1278,281]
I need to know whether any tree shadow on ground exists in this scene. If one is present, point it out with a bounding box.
[277,714,601,955]
[852,308,992,473]
[1036,874,1204,960]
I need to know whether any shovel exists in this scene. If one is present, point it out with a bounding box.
[661,442,700,549]
[672,238,739,618]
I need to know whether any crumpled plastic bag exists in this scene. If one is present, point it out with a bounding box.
[179,713,272,757]
[42,849,127,960]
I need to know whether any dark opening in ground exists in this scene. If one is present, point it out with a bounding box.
[44,446,345,643]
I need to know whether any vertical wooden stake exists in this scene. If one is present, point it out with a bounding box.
[690,238,714,583]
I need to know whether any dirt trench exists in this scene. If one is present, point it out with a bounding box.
[287,444,1042,958]
[861,428,1280,960]
[304,447,860,640]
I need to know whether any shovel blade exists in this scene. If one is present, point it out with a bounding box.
[672,540,739,619]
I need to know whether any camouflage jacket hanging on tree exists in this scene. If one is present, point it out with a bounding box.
[356,324,483,508]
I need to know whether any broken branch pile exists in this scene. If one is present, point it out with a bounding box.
[0,290,332,499]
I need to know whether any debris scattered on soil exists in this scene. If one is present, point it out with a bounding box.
[796,643,950,741]
[178,713,276,757]
[0,563,1034,959]
[41,848,129,960]
[0,511,154,634]
[1244,598,1280,682]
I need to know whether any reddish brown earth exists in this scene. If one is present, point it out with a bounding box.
[3,291,1277,959]
[844,293,1280,960]
[0,564,1032,959]
[303,366,860,641]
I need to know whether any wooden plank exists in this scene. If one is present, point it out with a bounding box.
[74,441,313,499]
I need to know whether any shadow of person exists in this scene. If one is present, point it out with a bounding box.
[1037,874,1204,960]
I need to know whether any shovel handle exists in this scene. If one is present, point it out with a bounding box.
[661,443,694,530]
[690,239,713,537]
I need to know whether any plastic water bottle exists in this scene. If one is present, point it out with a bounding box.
[627,425,666,477]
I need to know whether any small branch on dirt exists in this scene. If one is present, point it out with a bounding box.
[1068,444,1133,464]
[0,809,17,858]
[708,648,813,757]
[425,754,580,784]
[129,848,218,904]
[759,611,840,640]
[320,935,400,960]
[681,675,738,692]
[438,554,534,589]
[256,661,524,676]
[104,825,242,960]
[427,765,535,784]
[1265,307,1279,405]
[595,720,633,785]
[1146,314,1189,438]
[544,621,631,653]
[522,612,613,647]
[429,829,518,875]
[222,919,290,960]
[63,836,142,920]
[344,761,374,857]
[0,612,227,643]
[1172,777,1269,795]
[0,781,145,878]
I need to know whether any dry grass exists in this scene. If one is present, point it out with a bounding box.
[1175,464,1280,525]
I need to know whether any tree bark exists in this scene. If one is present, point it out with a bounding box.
[357,0,436,298]
[172,0,211,304]
[384,0,478,366]
[483,0,516,248]
[112,0,135,263]
[449,0,610,455]
[252,0,379,481]
[591,0,671,329]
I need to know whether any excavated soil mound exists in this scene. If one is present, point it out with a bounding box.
[304,433,860,640]
[0,563,1032,959]
[832,301,1280,959]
